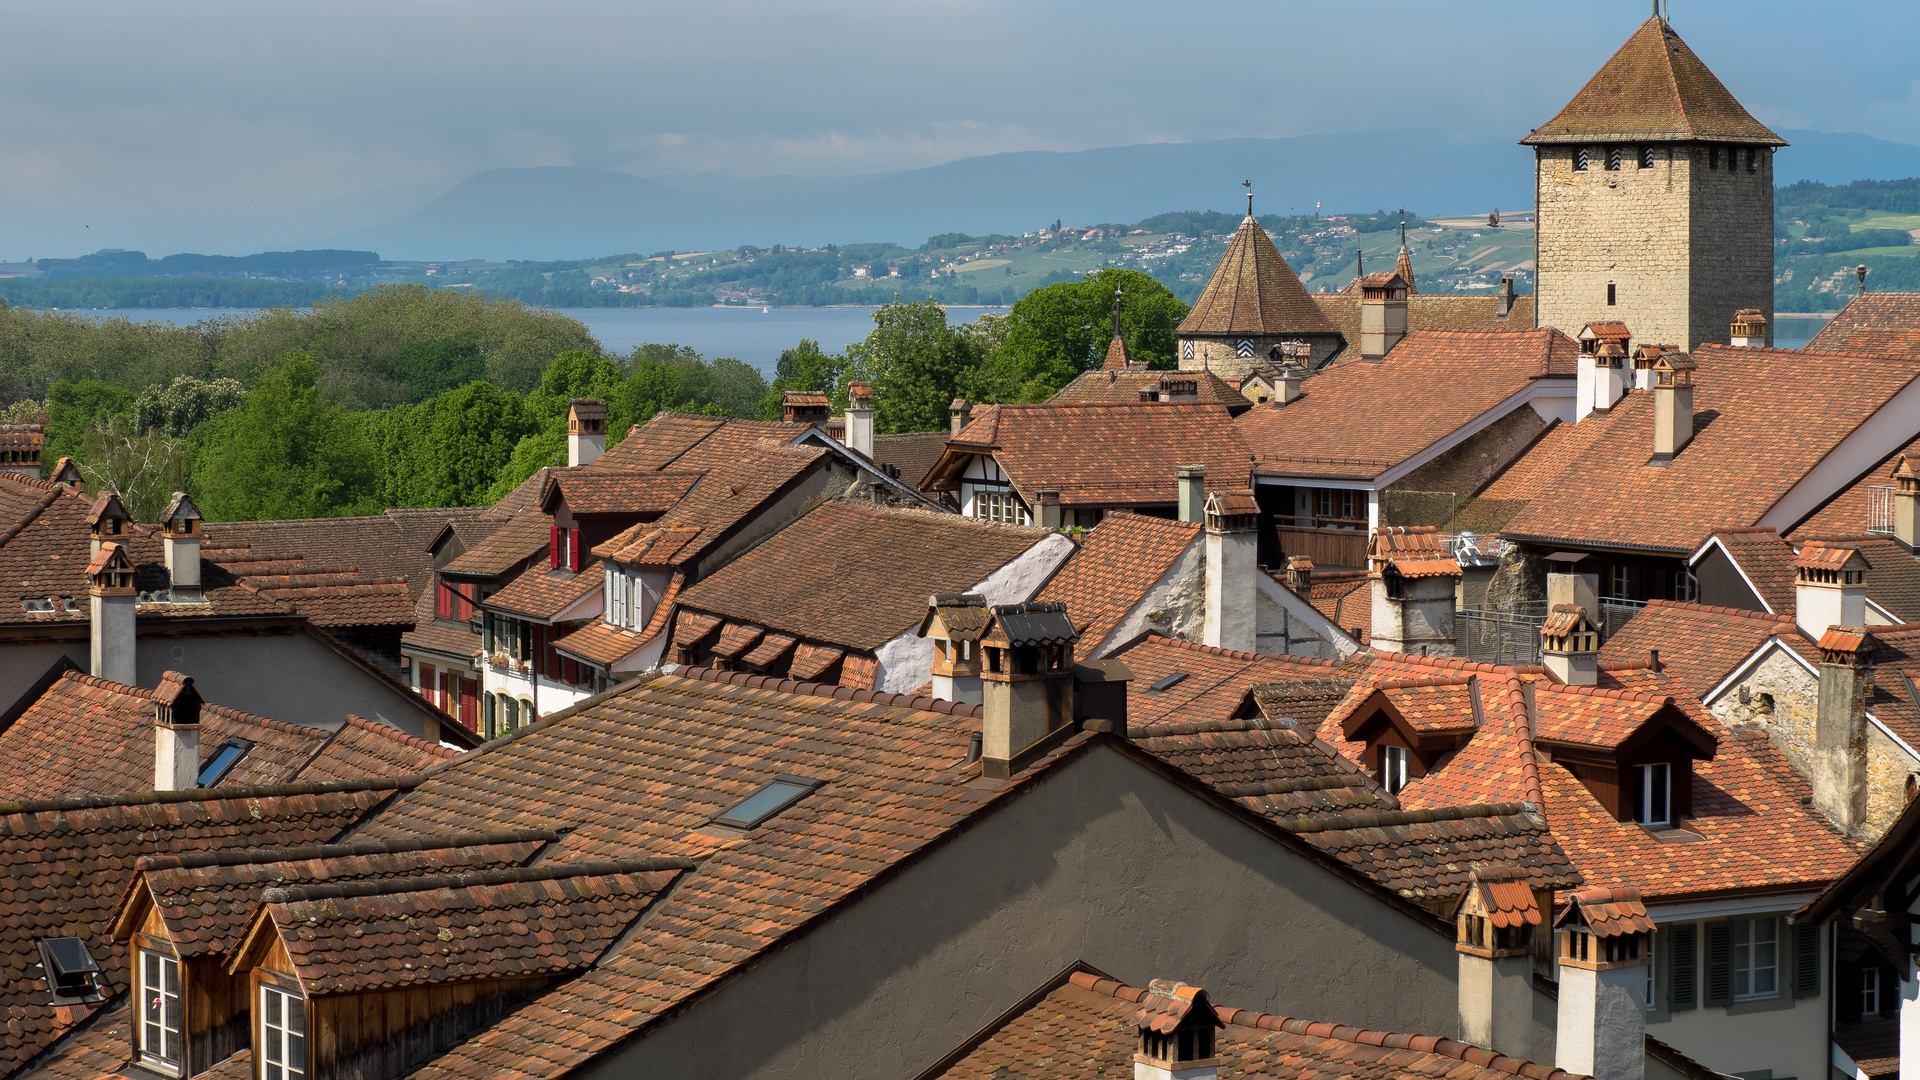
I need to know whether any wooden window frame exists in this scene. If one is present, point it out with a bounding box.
[257,980,308,1080]
[136,944,184,1075]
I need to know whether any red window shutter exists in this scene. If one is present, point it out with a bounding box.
[457,587,472,621]
[419,663,435,695]
[550,525,561,568]
[439,671,451,710]
[563,655,578,685]
[547,633,561,679]
[436,581,451,619]
[569,529,582,572]
[459,678,478,731]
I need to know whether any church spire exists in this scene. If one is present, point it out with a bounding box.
[1395,213,1418,296]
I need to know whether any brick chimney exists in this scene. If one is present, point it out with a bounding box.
[920,593,987,705]
[1368,527,1460,655]
[1893,455,1918,552]
[1794,541,1869,638]
[1204,490,1258,653]
[1454,865,1540,1063]
[1284,556,1314,594]
[949,398,971,437]
[86,492,131,560]
[152,671,202,792]
[1127,980,1223,1080]
[1648,352,1696,466]
[1729,309,1768,347]
[1813,627,1874,834]
[566,399,607,467]
[1035,490,1062,529]
[1176,465,1206,524]
[1497,275,1516,318]
[979,602,1077,779]
[844,381,875,458]
[1541,605,1600,686]
[1358,271,1409,362]
[1554,888,1651,1080]
[159,492,203,604]
[87,541,137,685]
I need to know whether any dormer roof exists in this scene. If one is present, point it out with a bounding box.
[1521,17,1786,146]
[1177,216,1338,337]
[1099,335,1132,371]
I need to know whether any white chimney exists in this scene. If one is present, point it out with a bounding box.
[1203,490,1257,653]
[1555,888,1650,1080]
[1176,465,1206,524]
[1895,456,1919,553]
[160,491,203,604]
[1648,352,1696,466]
[87,541,137,685]
[1813,627,1873,834]
[1127,980,1223,1080]
[152,671,202,791]
[1358,272,1409,361]
[1729,309,1768,347]
[1576,324,1630,421]
[845,381,875,458]
[1454,866,1540,1063]
[1794,542,1869,638]
[979,602,1076,779]
[567,398,607,467]
[1368,527,1460,655]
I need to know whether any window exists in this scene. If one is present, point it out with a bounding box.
[1674,569,1696,603]
[1863,968,1881,1016]
[1747,147,1759,173]
[974,490,1027,525]
[1708,146,1720,170]
[1181,340,1194,360]
[1575,147,1590,171]
[139,949,182,1071]
[1634,762,1670,826]
[1732,918,1778,999]
[1641,146,1656,169]
[260,984,308,1080]
[38,937,103,1003]
[1608,564,1629,598]
[1381,745,1410,794]
[1607,282,1617,306]
[1149,672,1188,692]
[1314,489,1360,527]
[197,739,254,787]
[713,775,823,829]
[1606,147,1622,171]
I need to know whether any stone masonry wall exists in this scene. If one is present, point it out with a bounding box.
[1178,333,1342,380]
[1390,406,1549,498]
[1535,144,1695,350]
[1688,145,1775,351]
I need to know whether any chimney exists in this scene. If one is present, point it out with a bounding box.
[844,381,875,458]
[1284,555,1314,594]
[1454,865,1540,1063]
[1127,980,1223,1080]
[159,492,203,604]
[1813,627,1874,834]
[1729,309,1768,347]
[1541,605,1600,686]
[1576,324,1630,421]
[1648,352,1696,466]
[86,492,130,559]
[1497,275,1516,318]
[50,457,83,489]
[920,593,986,705]
[1629,344,1668,392]
[1591,342,1626,414]
[1368,527,1461,655]
[1036,490,1063,529]
[1546,568,1600,615]
[1072,657,1133,735]
[87,541,137,685]
[1794,541,1870,638]
[978,602,1077,779]
[566,399,607,467]
[1204,490,1258,653]
[1893,455,1918,553]
[152,671,202,792]
[1358,271,1409,361]
[781,391,830,426]
[1554,888,1651,1080]
[1176,465,1206,524]
[949,398,971,437]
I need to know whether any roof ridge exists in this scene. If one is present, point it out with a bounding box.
[1374,675,1477,691]
[1063,971,1573,1080]
[1371,650,1546,676]
[1492,675,1547,806]
[337,713,463,759]
[134,828,561,872]
[1643,598,1796,623]
[260,857,696,905]
[1139,633,1343,667]
[1535,681,1674,705]
[1277,800,1536,834]
[667,664,986,717]
[0,775,416,815]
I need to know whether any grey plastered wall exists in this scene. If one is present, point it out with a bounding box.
[687,461,845,582]
[577,745,1465,1080]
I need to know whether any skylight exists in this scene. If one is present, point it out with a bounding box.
[38,937,103,1003]
[197,739,255,788]
[712,775,823,830]
[1150,672,1188,692]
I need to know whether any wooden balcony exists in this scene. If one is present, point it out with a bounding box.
[1275,524,1369,570]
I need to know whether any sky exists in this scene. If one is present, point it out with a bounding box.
[3,0,1918,257]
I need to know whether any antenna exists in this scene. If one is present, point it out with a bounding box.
[1243,180,1253,218]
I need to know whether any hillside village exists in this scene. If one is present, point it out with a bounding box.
[12,13,1920,1080]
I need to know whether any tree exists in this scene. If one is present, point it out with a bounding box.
[978,269,1188,402]
[78,415,189,523]
[379,381,536,509]
[46,379,135,466]
[758,338,847,419]
[132,374,246,436]
[394,336,486,402]
[192,353,377,521]
[704,356,771,419]
[843,299,989,434]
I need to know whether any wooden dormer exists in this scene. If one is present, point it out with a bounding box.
[918,592,989,680]
[110,873,247,1078]
[1532,689,1716,827]
[1338,676,1480,794]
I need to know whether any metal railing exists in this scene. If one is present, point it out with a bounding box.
[1868,485,1896,535]
[1598,597,1646,638]
[1455,602,1548,665]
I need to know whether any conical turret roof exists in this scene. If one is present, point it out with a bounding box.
[1177,216,1336,336]
[1522,17,1784,146]
[1395,228,1417,297]
[1099,336,1132,371]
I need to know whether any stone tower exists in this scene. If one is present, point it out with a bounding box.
[1525,16,1784,352]
[1176,214,1343,379]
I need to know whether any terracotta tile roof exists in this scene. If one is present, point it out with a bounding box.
[927,969,1581,1080]
[1114,634,1354,730]
[1563,886,1656,937]
[1310,295,1537,363]
[554,573,685,668]
[1373,677,1481,735]
[401,576,481,660]
[1047,368,1250,409]
[1807,295,1920,355]
[1177,215,1339,337]
[787,640,845,681]
[1528,685,1686,750]
[1500,346,1920,553]
[543,469,702,516]
[1521,17,1785,145]
[1463,864,1544,926]
[1034,513,1201,655]
[591,443,826,570]
[930,403,1253,508]
[485,559,603,621]
[204,507,485,602]
[1297,569,1373,643]
[674,500,1051,652]
[225,573,415,629]
[871,431,951,491]
[1598,600,1802,697]
[1702,527,1799,613]
[1790,439,1920,541]
[1287,803,1582,902]
[1370,526,1464,579]
[0,785,394,1076]
[595,411,812,473]
[1247,678,1365,730]
[1131,716,1385,821]
[0,672,456,801]
[443,508,553,578]
[1833,1024,1901,1080]
[1466,417,1614,534]
[251,861,685,995]
[1237,330,1578,481]
[125,833,551,960]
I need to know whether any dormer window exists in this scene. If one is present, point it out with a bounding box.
[139,948,184,1073]
[1633,762,1670,826]
[37,937,105,1003]
[1381,744,1411,794]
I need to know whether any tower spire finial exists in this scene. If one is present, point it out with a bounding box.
[1112,283,1124,341]
[1243,179,1253,218]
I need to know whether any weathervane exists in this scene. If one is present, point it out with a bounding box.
[1243,180,1253,218]
[1112,284,1125,341]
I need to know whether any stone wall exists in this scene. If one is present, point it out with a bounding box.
[1534,144,1772,352]
[1177,332,1342,380]
[1391,407,1550,499]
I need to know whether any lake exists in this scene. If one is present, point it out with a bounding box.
[49,305,1009,379]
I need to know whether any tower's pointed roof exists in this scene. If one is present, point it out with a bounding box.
[1100,336,1132,371]
[1521,17,1784,146]
[1177,216,1337,336]
[1395,225,1417,297]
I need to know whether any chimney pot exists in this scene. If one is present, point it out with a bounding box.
[1285,556,1314,593]
[1176,466,1206,524]
[1497,275,1516,318]
[1541,605,1600,686]
[1794,542,1870,639]
[1647,352,1696,465]
[949,398,971,437]
[1128,980,1223,1080]
[1729,308,1768,347]
[566,399,608,467]
[1358,271,1409,361]
[160,491,204,604]
[978,602,1078,778]
[1454,866,1540,1063]
[1204,490,1259,653]
[1554,888,1651,1080]
[153,671,202,792]
[843,382,875,458]
[87,541,137,685]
